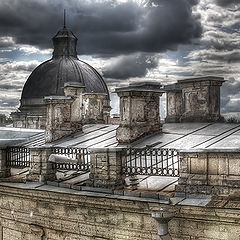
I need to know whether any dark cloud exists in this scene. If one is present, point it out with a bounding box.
[190,49,240,63]
[221,78,240,113]
[0,84,21,91]
[215,0,240,7]
[103,53,160,80]
[0,61,39,73]
[203,31,239,51]
[0,0,202,56]
[222,78,240,96]
[0,37,15,49]
[1,99,19,107]
[210,51,240,63]
[0,97,19,108]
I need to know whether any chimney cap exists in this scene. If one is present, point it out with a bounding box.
[115,81,164,93]
[164,83,182,92]
[178,76,225,84]
[129,81,162,87]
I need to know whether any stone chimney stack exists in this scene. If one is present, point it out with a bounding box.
[82,93,108,124]
[165,76,225,123]
[116,82,163,144]
[44,82,85,143]
[165,83,183,123]
[178,76,224,122]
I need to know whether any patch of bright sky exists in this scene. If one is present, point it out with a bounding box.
[0,48,51,63]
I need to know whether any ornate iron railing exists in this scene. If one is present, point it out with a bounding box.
[6,146,179,177]
[6,147,30,168]
[51,147,90,171]
[123,148,179,177]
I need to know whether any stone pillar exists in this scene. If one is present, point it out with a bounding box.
[178,76,225,122]
[27,147,56,182]
[152,209,174,240]
[82,93,108,124]
[0,148,11,178]
[44,96,74,142]
[116,82,163,144]
[164,84,183,123]
[44,82,85,143]
[88,148,125,189]
[103,99,112,124]
[64,82,85,125]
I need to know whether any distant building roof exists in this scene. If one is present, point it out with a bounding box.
[0,127,44,147]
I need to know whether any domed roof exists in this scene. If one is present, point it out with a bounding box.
[21,26,109,100]
[21,56,109,99]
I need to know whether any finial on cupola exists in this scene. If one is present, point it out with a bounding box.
[63,9,66,28]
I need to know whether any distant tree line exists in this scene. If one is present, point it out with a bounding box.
[224,117,240,123]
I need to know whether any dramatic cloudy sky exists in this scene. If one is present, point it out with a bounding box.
[0,0,240,118]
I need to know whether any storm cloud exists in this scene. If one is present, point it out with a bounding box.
[215,0,240,7]
[0,0,202,56]
[1,0,240,119]
[103,53,160,80]
[221,78,240,114]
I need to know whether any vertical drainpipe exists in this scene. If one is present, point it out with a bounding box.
[152,209,174,240]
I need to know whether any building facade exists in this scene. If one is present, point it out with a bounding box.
[2,79,240,240]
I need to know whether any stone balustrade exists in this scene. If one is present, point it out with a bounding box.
[2,145,240,196]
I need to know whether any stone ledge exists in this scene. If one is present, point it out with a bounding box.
[180,148,240,153]
[46,181,171,202]
[89,147,125,153]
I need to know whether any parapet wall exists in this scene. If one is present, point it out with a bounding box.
[0,185,240,240]
[177,150,240,195]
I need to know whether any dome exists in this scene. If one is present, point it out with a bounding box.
[21,27,109,101]
[21,57,109,99]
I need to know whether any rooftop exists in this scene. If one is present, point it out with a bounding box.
[3,122,240,150]
[1,122,240,202]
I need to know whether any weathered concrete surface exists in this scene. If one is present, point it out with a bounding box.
[11,97,47,129]
[0,184,239,239]
[87,148,125,189]
[11,112,46,130]
[177,151,240,195]
[165,84,182,123]
[27,147,56,182]
[165,77,225,123]
[116,83,163,144]
[83,93,108,124]
[0,149,10,178]
[44,82,85,142]
[44,96,78,142]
